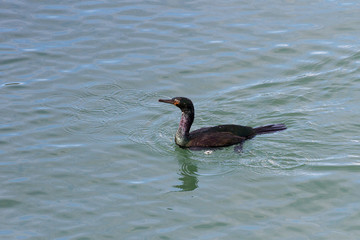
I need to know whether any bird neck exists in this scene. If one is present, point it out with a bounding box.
[175,110,194,146]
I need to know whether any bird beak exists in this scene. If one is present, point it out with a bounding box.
[159,99,175,104]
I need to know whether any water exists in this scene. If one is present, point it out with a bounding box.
[1,0,360,239]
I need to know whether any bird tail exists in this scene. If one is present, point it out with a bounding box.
[254,124,287,135]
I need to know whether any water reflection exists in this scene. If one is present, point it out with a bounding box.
[175,162,198,192]
[174,150,199,192]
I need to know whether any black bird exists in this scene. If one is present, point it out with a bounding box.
[159,97,286,151]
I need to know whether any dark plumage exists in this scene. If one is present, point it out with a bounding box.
[159,97,286,151]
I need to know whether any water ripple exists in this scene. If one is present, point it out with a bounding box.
[63,83,128,136]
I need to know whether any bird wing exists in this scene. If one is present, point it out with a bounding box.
[187,131,245,148]
[190,124,255,138]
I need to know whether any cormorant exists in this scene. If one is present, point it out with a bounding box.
[159,97,286,151]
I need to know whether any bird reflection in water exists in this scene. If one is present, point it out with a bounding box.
[174,150,199,191]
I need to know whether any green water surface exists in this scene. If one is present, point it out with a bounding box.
[1,0,360,239]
